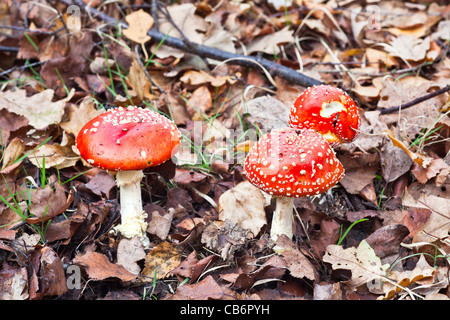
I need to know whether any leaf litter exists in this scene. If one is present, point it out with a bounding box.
[0,0,449,301]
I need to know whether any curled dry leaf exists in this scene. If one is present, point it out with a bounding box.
[378,255,438,300]
[145,203,173,240]
[0,262,28,300]
[276,235,318,282]
[38,246,68,297]
[117,237,146,275]
[25,183,73,224]
[402,182,450,244]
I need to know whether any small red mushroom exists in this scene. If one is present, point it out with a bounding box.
[244,127,344,245]
[289,85,361,147]
[76,106,181,246]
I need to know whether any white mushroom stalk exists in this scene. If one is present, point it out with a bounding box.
[114,170,149,247]
[270,197,294,242]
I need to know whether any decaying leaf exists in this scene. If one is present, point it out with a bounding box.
[117,237,146,275]
[141,241,182,280]
[276,235,318,282]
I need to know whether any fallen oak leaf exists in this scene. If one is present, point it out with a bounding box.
[0,89,74,130]
[323,240,390,291]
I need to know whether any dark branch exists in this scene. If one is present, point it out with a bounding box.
[66,0,323,88]
[379,84,450,115]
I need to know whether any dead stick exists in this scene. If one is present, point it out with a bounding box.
[379,84,450,115]
[69,0,322,88]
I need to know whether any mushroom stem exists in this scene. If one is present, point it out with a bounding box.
[270,196,294,242]
[114,170,150,247]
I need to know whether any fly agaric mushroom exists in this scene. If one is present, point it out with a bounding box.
[289,85,361,147]
[76,106,181,246]
[244,127,344,244]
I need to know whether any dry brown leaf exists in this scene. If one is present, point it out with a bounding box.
[146,204,173,240]
[126,54,155,101]
[218,181,267,237]
[28,141,80,170]
[166,275,223,300]
[386,35,431,62]
[59,98,104,137]
[378,255,437,299]
[1,137,24,171]
[378,76,446,142]
[365,49,398,69]
[276,235,318,281]
[154,3,208,59]
[245,26,294,55]
[323,240,389,291]
[117,237,146,275]
[25,183,73,224]
[241,95,289,132]
[180,70,236,87]
[141,241,182,280]
[39,246,68,296]
[0,262,28,300]
[186,85,212,117]
[339,153,379,195]
[380,136,413,183]
[386,131,433,168]
[403,182,450,244]
[74,251,137,282]
[123,9,154,44]
[0,89,74,130]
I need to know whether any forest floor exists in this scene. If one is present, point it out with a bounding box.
[0,0,449,301]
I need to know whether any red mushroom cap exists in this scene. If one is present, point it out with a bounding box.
[244,128,344,198]
[76,106,181,171]
[289,85,360,147]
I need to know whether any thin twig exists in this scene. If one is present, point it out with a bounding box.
[379,84,450,115]
[64,0,322,88]
[133,44,166,94]
[0,45,19,52]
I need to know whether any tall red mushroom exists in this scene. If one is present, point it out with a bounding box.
[289,85,361,147]
[244,127,344,244]
[76,106,181,246]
